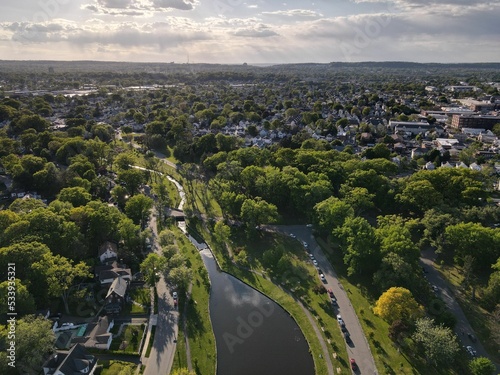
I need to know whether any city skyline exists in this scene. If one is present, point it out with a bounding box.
[0,0,499,64]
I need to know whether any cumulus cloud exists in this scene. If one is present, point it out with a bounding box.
[152,0,198,10]
[233,26,278,38]
[261,9,323,17]
[83,0,199,16]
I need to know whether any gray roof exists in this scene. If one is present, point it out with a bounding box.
[106,276,128,299]
[43,344,97,375]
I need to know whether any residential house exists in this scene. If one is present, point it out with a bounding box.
[95,261,131,285]
[424,162,436,170]
[98,241,118,263]
[103,277,129,315]
[42,343,97,375]
[71,316,114,350]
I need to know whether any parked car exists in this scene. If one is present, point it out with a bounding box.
[350,358,358,371]
[320,274,326,282]
[466,345,477,357]
[290,233,296,239]
[344,331,350,342]
[337,314,345,327]
[306,224,313,228]
[467,333,477,343]
[312,259,318,267]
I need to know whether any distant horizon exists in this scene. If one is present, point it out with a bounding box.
[1,59,500,66]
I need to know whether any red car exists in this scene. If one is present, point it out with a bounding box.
[350,358,358,371]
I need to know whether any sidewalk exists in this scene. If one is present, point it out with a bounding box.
[137,287,158,373]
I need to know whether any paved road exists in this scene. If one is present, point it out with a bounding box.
[420,249,500,372]
[143,211,179,375]
[269,225,377,375]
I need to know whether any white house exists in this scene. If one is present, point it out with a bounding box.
[98,241,118,263]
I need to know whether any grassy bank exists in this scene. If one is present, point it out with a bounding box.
[174,225,216,375]
[195,223,353,375]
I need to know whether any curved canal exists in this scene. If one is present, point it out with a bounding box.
[200,248,315,375]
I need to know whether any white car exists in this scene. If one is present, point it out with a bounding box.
[290,233,297,239]
[466,345,477,357]
[312,259,318,267]
[320,274,326,282]
[172,291,178,300]
[306,224,313,228]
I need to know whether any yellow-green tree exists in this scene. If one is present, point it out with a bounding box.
[373,287,424,324]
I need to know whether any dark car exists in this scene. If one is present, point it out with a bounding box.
[468,333,477,343]
[350,358,358,371]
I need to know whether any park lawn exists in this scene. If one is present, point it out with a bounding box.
[437,263,500,363]
[318,237,469,375]
[171,319,188,371]
[100,360,137,375]
[110,324,144,353]
[174,225,216,375]
[197,225,348,375]
[183,177,222,218]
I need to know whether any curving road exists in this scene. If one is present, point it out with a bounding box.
[420,249,500,373]
[269,225,378,375]
[143,210,179,375]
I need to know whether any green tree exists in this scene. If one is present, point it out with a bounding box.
[373,287,424,324]
[0,315,55,374]
[396,180,443,215]
[140,253,167,286]
[444,223,500,274]
[57,187,92,207]
[32,253,91,314]
[118,168,146,196]
[314,197,354,235]
[125,194,153,229]
[0,279,35,323]
[469,357,496,375]
[412,317,460,366]
[168,266,193,291]
[171,369,196,375]
[240,198,279,228]
[214,221,231,245]
[158,229,175,247]
[336,216,381,276]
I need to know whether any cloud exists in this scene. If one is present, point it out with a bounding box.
[233,26,278,38]
[151,0,198,10]
[83,0,199,16]
[261,9,323,17]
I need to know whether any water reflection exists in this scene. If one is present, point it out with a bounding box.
[200,249,315,375]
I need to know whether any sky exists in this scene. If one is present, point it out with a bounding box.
[0,0,499,64]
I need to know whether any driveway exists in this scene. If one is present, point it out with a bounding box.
[420,248,500,372]
[268,225,377,375]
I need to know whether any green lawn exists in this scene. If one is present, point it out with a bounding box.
[129,287,150,314]
[110,324,145,353]
[173,225,216,375]
[100,360,137,375]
